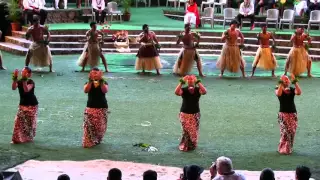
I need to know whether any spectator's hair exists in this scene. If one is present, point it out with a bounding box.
[90,22,97,27]
[230,19,239,26]
[0,172,4,180]
[181,166,188,180]
[296,166,311,180]
[260,168,275,180]
[57,174,70,180]
[142,24,149,30]
[23,66,32,73]
[216,156,233,174]
[108,168,122,180]
[143,170,157,180]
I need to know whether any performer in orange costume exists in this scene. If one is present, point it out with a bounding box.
[184,0,201,28]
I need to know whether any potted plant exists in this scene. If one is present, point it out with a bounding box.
[122,0,131,21]
[8,0,20,31]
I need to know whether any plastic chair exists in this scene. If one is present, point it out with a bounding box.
[201,0,214,12]
[214,0,226,14]
[266,9,279,29]
[223,8,235,29]
[201,7,215,28]
[107,2,122,23]
[278,9,295,29]
[307,10,320,31]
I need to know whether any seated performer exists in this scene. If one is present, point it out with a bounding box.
[135,24,162,75]
[173,23,205,77]
[11,67,38,144]
[82,68,109,148]
[175,75,207,151]
[25,15,53,72]
[23,0,48,25]
[184,0,201,28]
[275,75,301,154]
[114,30,130,53]
[216,20,246,78]
[55,0,68,9]
[237,0,255,30]
[0,31,5,70]
[251,24,277,77]
[284,27,312,77]
[92,0,106,24]
[78,22,108,72]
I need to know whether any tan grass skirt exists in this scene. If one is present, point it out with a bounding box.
[252,47,277,70]
[286,47,311,76]
[78,42,101,68]
[29,42,52,67]
[216,44,245,73]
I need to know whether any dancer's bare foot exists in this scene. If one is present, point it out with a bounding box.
[49,70,55,72]
[105,69,109,72]
[272,74,277,78]
[199,73,205,77]
[0,67,6,70]
[308,74,313,78]
[219,74,223,78]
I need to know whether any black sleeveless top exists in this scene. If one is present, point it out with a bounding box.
[278,87,296,113]
[180,87,201,114]
[86,82,108,108]
[17,79,38,106]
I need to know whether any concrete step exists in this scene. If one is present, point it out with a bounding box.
[5,36,320,55]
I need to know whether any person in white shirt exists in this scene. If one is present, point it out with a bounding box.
[23,0,48,25]
[294,0,308,16]
[237,0,255,30]
[92,0,106,24]
[55,0,67,9]
[210,156,246,180]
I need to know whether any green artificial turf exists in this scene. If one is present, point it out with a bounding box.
[0,52,319,178]
[47,8,320,36]
[0,149,39,170]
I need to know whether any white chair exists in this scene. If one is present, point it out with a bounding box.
[214,0,227,14]
[307,10,320,31]
[136,0,147,7]
[223,8,235,29]
[266,9,279,29]
[201,0,214,12]
[166,0,178,8]
[201,7,214,28]
[107,2,122,23]
[178,0,187,9]
[278,9,295,29]
[148,0,160,7]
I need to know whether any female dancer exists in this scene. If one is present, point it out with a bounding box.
[135,24,162,75]
[275,74,301,154]
[175,75,207,151]
[284,27,312,77]
[11,67,38,144]
[184,0,201,28]
[216,20,246,77]
[82,67,109,148]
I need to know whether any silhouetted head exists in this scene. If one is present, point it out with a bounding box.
[107,168,122,180]
[90,22,97,30]
[143,170,157,180]
[296,166,311,180]
[57,174,70,180]
[143,24,149,33]
[260,168,275,180]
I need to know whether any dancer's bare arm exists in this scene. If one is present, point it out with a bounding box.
[176,32,183,45]
[198,83,207,95]
[12,81,18,90]
[238,30,245,44]
[270,32,275,46]
[221,31,228,41]
[97,30,104,43]
[290,34,295,44]
[152,32,159,44]
[294,82,302,95]
[275,84,284,97]
[26,28,33,40]
[85,30,91,40]
[84,82,92,93]
[43,26,51,41]
[100,83,108,93]
[175,83,183,96]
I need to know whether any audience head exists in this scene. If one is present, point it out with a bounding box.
[143,24,149,32]
[57,174,70,180]
[260,168,275,180]
[179,166,188,180]
[0,172,3,180]
[296,166,311,180]
[216,156,233,175]
[230,20,238,29]
[143,170,157,180]
[90,22,97,29]
[186,165,204,180]
[107,168,122,180]
[244,0,250,4]
[184,23,191,32]
[32,15,40,25]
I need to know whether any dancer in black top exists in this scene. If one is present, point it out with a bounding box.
[82,67,109,148]
[11,67,38,144]
[275,74,301,155]
[175,75,207,151]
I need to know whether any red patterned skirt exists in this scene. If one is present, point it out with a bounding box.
[179,112,200,151]
[12,105,38,144]
[278,112,298,154]
[82,107,108,148]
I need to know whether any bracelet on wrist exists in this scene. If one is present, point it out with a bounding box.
[195,79,201,84]
[292,79,299,84]
[179,78,186,85]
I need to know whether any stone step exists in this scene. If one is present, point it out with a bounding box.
[1,42,320,61]
[5,36,320,55]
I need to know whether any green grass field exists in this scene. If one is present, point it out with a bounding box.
[0,52,320,178]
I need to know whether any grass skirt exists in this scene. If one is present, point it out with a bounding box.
[216,44,246,73]
[12,105,38,143]
[286,47,311,76]
[173,48,200,75]
[179,112,200,151]
[78,42,101,68]
[82,107,108,148]
[278,112,298,154]
[252,47,277,70]
[29,42,52,67]
[135,45,162,71]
